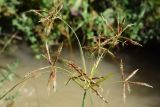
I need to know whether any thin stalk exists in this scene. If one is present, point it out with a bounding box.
[82,90,87,107]
[0,66,51,100]
[89,91,94,107]
[0,77,31,100]
[58,17,87,74]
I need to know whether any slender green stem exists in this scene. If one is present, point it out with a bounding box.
[89,91,94,107]
[58,17,87,73]
[82,90,87,107]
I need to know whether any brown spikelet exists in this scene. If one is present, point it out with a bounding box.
[128,81,153,88]
[91,87,108,103]
[47,67,56,92]
[120,59,125,80]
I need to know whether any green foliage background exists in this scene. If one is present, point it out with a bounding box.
[0,0,160,54]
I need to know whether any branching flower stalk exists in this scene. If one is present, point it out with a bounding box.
[62,52,111,104]
[29,0,64,93]
[120,59,153,103]
[85,15,142,57]
[29,0,87,75]
[101,15,142,47]
[44,42,63,92]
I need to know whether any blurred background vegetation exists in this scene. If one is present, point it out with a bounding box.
[0,0,160,55]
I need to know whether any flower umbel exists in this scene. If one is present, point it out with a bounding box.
[120,59,153,103]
